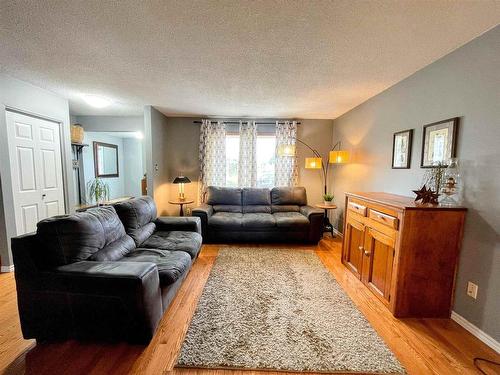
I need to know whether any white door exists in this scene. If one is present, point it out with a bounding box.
[6,111,66,235]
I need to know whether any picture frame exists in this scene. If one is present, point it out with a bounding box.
[421,117,459,168]
[392,129,413,169]
[93,141,119,178]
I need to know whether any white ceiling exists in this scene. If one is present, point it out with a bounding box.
[1,1,499,119]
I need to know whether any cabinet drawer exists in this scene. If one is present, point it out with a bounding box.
[348,202,367,216]
[369,209,398,230]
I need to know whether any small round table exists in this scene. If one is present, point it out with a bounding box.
[168,199,194,216]
[315,203,338,237]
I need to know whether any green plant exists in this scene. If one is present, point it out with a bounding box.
[87,178,110,204]
[323,193,334,202]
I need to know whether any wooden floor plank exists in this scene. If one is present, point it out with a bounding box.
[0,237,498,375]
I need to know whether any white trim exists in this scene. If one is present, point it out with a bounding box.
[451,311,500,353]
[1,265,14,273]
[332,227,343,238]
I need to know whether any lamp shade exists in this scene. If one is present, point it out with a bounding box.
[173,176,191,184]
[277,144,296,157]
[329,150,350,164]
[305,157,322,169]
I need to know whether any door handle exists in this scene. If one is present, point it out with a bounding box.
[358,246,363,251]
[42,194,46,199]
[364,250,371,256]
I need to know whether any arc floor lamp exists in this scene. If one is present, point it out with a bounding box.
[278,139,350,194]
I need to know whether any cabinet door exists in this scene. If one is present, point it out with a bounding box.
[361,228,395,304]
[343,216,365,279]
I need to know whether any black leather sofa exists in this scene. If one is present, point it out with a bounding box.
[192,186,323,243]
[11,196,202,343]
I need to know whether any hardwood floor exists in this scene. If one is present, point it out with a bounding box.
[0,237,498,375]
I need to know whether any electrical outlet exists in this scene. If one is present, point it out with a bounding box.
[467,281,478,299]
[186,207,192,216]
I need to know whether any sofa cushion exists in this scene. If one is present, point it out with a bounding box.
[242,188,271,205]
[271,187,307,206]
[208,212,243,230]
[213,205,242,213]
[140,231,202,259]
[206,186,242,206]
[242,213,276,228]
[122,248,191,286]
[114,196,157,246]
[271,205,301,213]
[37,206,134,266]
[273,212,310,227]
[243,205,271,213]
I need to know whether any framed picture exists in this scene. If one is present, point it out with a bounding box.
[421,117,459,168]
[392,129,413,169]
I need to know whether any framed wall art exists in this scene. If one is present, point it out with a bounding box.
[421,117,459,168]
[392,129,413,169]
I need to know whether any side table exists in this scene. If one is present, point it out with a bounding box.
[314,203,338,237]
[168,199,194,216]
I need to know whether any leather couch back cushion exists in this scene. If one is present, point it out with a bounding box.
[242,188,271,205]
[37,206,134,266]
[213,205,242,213]
[271,187,307,205]
[114,196,157,246]
[206,186,242,205]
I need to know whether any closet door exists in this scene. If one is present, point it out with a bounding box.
[361,227,395,305]
[6,111,66,235]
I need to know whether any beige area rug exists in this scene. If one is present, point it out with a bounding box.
[176,248,405,374]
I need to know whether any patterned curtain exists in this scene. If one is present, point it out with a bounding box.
[199,119,226,201]
[275,120,298,187]
[238,121,257,187]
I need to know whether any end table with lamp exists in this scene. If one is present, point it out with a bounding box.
[171,175,193,216]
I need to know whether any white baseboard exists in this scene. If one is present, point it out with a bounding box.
[451,311,500,353]
[1,265,14,273]
[332,228,343,238]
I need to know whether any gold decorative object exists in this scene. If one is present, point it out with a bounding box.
[71,123,84,144]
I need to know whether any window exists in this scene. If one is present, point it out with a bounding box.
[225,133,276,188]
[225,135,239,188]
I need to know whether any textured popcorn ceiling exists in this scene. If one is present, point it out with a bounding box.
[1,1,499,118]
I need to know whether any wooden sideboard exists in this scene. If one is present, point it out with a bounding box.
[342,192,466,318]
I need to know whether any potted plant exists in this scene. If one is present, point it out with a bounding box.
[323,193,334,206]
[87,178,110,205]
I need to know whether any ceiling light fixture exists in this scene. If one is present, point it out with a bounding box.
[83,94,112,108]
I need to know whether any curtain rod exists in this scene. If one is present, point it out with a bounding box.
[193,120,301,125]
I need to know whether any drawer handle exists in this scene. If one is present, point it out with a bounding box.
[377,214,385,220]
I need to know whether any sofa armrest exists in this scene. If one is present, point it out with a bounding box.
[192,204,213,240]
[154,216,201,234]
[38,261,162,343]
[300,205,323,218]
[300,206,324,243]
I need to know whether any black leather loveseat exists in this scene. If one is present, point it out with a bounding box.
[11,196,201,343]
[192,186,323,243]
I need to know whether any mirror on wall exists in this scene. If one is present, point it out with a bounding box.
[94,141,119,177]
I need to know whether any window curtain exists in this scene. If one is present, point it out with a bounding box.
[238,121,257,187]
[275,120,298,187]
[199,119,226,201]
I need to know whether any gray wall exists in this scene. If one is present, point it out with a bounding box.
[331,26,500,340]
[123,138,144,197]
[74,115,144,132]
[144,106,170,215]
[0,74,76,269]
[159,117,333,215]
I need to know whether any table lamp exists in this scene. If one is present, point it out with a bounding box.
[173,176,191,201]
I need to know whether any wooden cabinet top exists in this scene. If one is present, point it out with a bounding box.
[346,192,467,212]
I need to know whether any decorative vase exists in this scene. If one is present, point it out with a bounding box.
[440,158,462,206]
[71,124,84,144]
[323,200,334,206]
